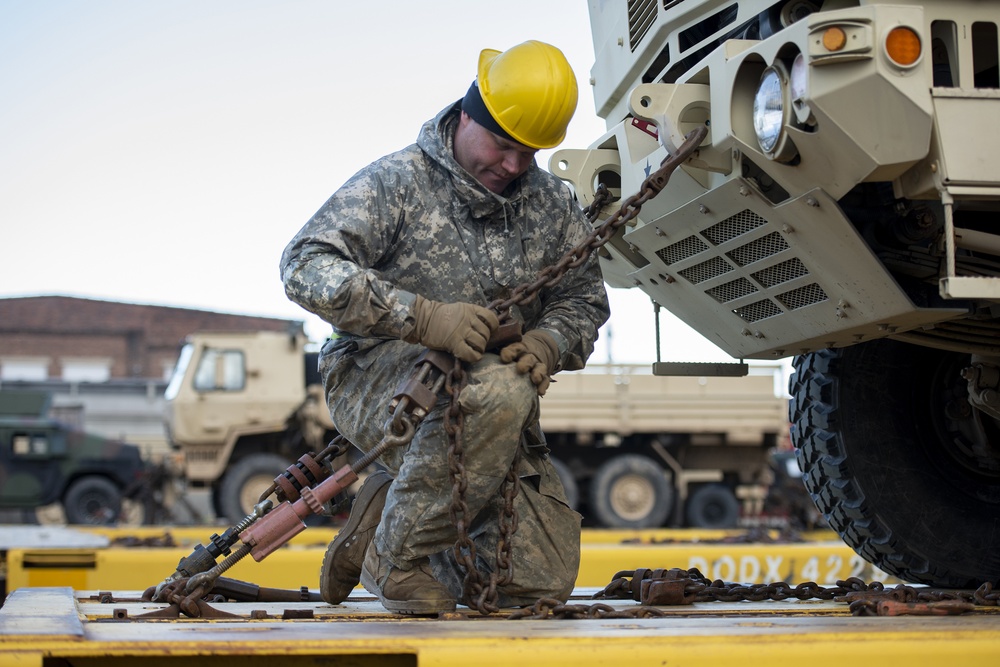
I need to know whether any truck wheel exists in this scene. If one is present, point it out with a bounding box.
[550,456,579,510]
[790,339,1000,588]
[63,476,122,525]
[216,453,289,522]
[685,484,741,528]
[589,454,673,529]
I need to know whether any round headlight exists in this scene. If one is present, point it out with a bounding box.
[753,67,786,154]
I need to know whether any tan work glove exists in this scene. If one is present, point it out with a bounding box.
[404,295,500,363]
[500,329,560,396]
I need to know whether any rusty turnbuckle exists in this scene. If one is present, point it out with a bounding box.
[145,385,429,616]
[142,349,453,617]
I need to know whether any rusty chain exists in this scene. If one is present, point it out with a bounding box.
[444,356,523,614]
[485,126,708,317]
[580,566,1000,618]
[508,597,668,620]
[446,128,709,615]
[595,567,878,604]
[443,357,524,615]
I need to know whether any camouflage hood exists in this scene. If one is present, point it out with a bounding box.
[416,102,533,223]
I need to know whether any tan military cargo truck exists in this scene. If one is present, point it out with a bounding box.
[164,330,336,523]
[551,0,1000,588]
[164,330,789,528]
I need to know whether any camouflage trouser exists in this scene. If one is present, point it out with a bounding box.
[320,338,581,606]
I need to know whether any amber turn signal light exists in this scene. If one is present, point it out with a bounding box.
[886,26,921,66]
[822,26,847,52]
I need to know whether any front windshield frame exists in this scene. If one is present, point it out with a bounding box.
[164,344,194,401]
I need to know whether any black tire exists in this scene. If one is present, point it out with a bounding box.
[790,339,1000,588]
[63,476,122,525]
[685,483,740,528]
[216,453,290,522]
[550,456,579,510]
[589,454,673,529]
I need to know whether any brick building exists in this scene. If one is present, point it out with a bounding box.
[0,295,301,383]
[0,295,304,452]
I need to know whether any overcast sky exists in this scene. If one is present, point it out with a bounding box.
[0,0,741,366]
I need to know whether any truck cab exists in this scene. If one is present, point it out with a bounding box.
[165,329,337,521]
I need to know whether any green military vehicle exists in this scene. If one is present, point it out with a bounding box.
[553,0,999,588]
[0,389,151,524]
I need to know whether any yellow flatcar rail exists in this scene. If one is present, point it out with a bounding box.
[3,527,890,593]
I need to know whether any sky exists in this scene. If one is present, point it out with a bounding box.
[0,0,743,368]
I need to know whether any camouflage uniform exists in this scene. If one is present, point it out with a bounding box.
[281,101,610,606]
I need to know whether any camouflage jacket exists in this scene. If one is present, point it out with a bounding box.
[280,102,610,371]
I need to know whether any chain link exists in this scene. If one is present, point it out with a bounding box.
[508,597,667,620]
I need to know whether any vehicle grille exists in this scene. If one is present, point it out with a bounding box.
[703,209,766,244]
[659,208,829,324]
[752,258,809,288]
[727,232,789,266]
[657,235,709,265]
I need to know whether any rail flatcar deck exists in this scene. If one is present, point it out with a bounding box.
[1,584,998,667]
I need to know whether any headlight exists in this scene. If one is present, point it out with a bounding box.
[753,67,786,154]
[752,64,798,162]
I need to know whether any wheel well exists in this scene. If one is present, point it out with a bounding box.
[229,432,283,463]
[211,433,285,500]
[61,471,123,497]
[230,427,339,466]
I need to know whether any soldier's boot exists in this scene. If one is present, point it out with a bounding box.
[319,470,392,604]
[359,541,457,615]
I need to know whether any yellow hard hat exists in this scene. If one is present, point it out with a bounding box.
[475,40,578,150]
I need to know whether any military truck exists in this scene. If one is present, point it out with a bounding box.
[550,0,1000,588]
[164,329,789,527]
[0,389,151,524]
[165,329,338,522]
[539,364,788,529]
